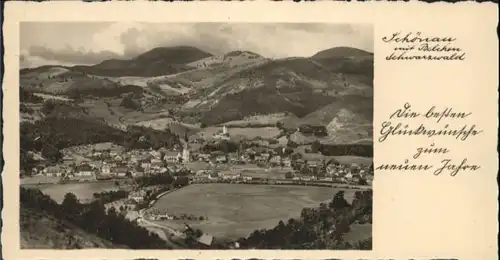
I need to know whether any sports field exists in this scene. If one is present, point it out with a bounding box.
[151,183,355,240]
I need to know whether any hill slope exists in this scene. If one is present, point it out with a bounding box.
[311,47,374,79]
[187,56,371,127]
[311,47,373,59]
[21,46,213,78]
[73,46,212,77]
[20,45,373,144]
[21,206,125,249]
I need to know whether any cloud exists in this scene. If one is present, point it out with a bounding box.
[28,46,121,65]
[20,22,373,68]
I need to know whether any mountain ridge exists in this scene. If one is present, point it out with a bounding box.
[20,45,373,144]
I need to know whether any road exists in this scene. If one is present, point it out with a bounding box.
[138,209,185,237]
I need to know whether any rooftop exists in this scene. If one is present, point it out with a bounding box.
[197,234,214,246]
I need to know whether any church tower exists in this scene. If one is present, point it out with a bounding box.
[182,146,191,163]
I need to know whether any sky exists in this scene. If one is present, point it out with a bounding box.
[20,22,373,69]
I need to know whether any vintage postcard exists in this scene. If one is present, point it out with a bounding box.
[1,2,498,260]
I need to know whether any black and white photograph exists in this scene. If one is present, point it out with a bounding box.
[19,22,374,250]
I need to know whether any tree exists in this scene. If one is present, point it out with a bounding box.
[358,178,368,185]
[62,192,80,216]
[329,191,350,210]
[41,145,63,163]
[20,152,37,174]
[311,140,321,153]
[194,228,203,238]
[173,176,189,188]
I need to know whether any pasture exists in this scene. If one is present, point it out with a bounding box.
[222,113,299,128]
[151,183,355,240]
[24,181,119,204]
[197,126,281,140]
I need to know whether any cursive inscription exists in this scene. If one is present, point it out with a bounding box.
[382,31,466,61]
[382,32,456,43]
[377,103,482,176]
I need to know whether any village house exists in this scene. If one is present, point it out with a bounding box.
[62,155,74,165]
[140,160,152,170]
[166,164,179,173]
[150,150,162,159]
[282,158,292,168]
[241,175,253,181]
[214,125,231,140]
[215,154,227,164]
[195,233,214,249]
[208,171,220,180]
[44,165,64,177]
[193,170,210,182]
[320,176,333,182]
[129,155,139,164]
[164,152,180,164]
[128,190,147,203]
[74,164,94,177]
[101,164,112,176]
[297,124,327,136]
[197,153,211,162]
[326,164,338,176]
[307,160,320,168]
[151,158,163,169]
[222,172,241,181]
[125,211,141,222]
[240,154,252,163]
[127,159,137,167]
[255,154,269,162]
[113,166,128,178]
[296,159,305,166]
[352,174,361,184]
[228,153,239,163]
[132,166,145,177]
[269,155,282,166]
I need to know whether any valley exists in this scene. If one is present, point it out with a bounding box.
[20,44,373,250]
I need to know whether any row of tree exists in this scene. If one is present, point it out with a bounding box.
[92,190,129,204]
[20,116,182,168]
[236,190,373,249]
[20,88,44,103]
[319,143,373,157]
[20,187,168,249]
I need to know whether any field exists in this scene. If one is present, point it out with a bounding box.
[197,126,281,140]
[151,183,356,240]
[24,181,119,204]
[222,113,299,128]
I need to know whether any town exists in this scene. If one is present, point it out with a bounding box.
[21,124,373,249]
[18,23,374,250]
[23,125,373,191]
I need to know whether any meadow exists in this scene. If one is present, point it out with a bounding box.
[197,126,281,140]
[23,181,119,204]
[151,183,355,240]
